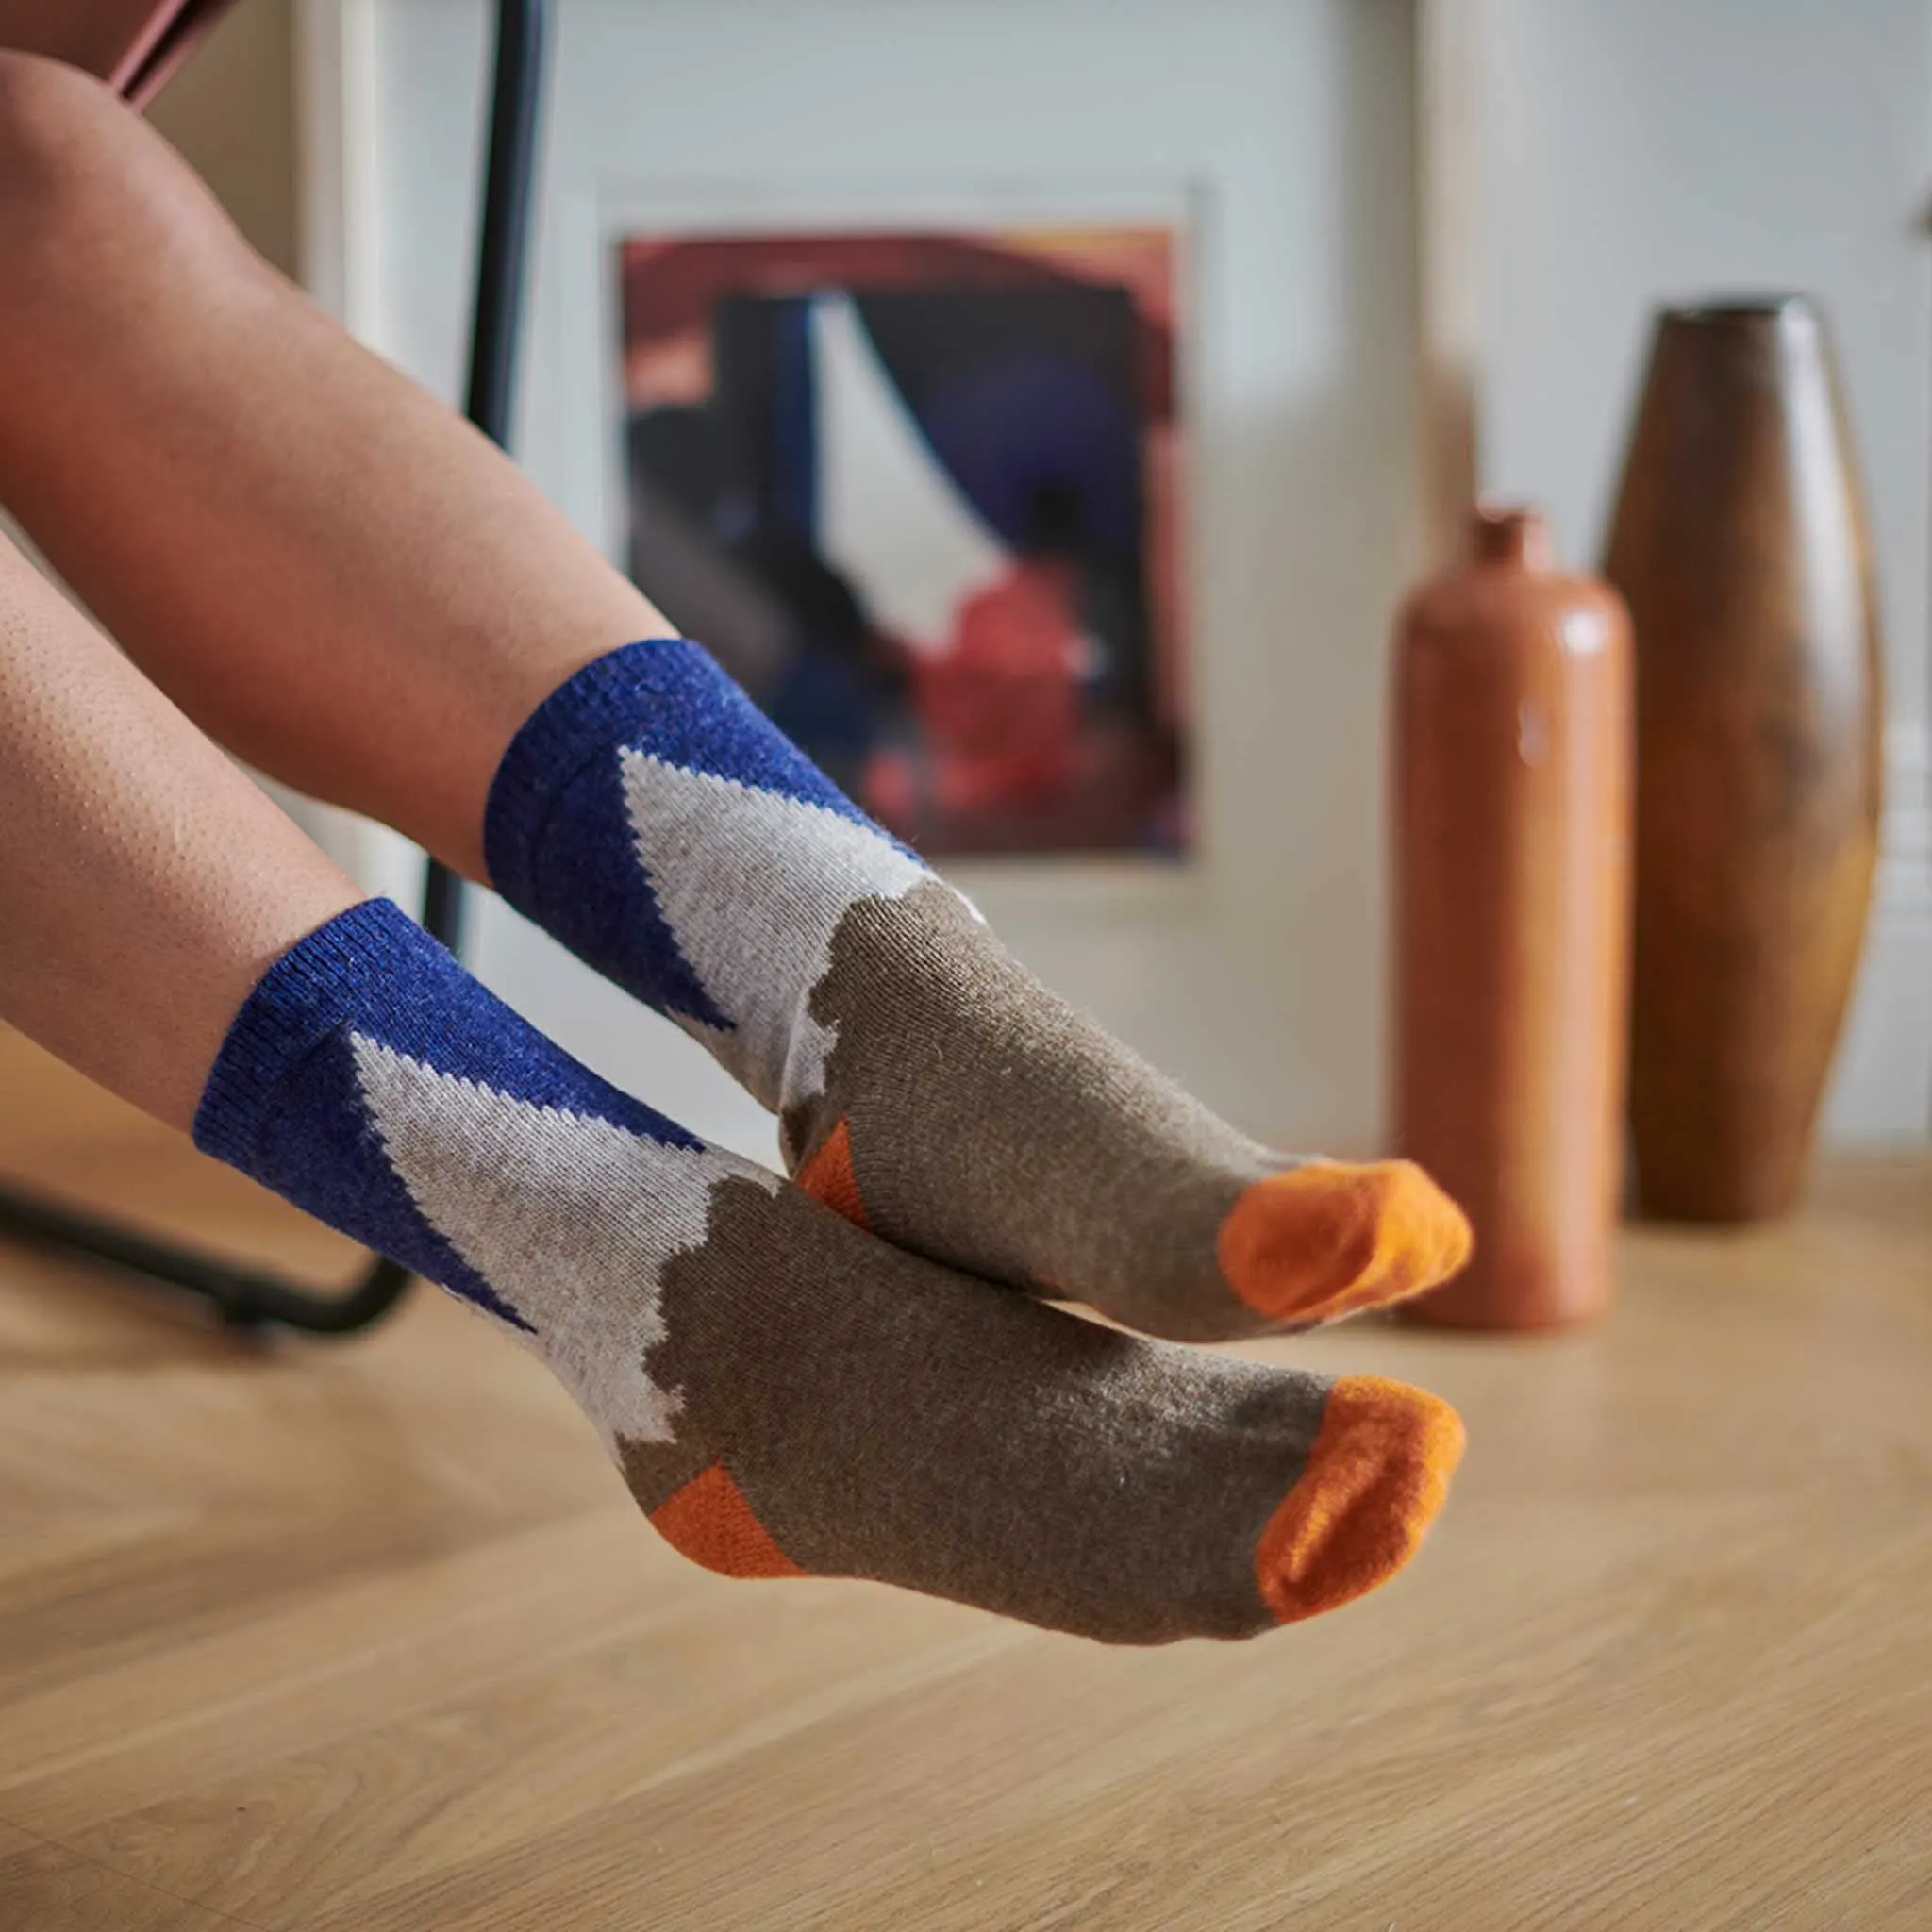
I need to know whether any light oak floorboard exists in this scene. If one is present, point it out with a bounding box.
[0,1833,254,1932]
[2,1028,1928,1929]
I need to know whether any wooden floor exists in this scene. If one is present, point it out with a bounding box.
[1,1028,1928,1932]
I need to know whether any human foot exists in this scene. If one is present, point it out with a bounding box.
[196,898,1463,1641]
[484,641,1474,1341]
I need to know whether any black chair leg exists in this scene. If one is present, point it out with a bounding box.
[0,0,551,1334]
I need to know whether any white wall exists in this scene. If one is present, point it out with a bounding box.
[334,0,1423,1161]
[148,0,300,280]
[1474,0,1932,1141]
[312,0,1930,1154]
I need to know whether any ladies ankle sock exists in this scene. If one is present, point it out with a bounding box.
[483,641,1473,1341]
[192,898,1463,1642]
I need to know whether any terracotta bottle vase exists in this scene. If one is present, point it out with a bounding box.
[1394,508,1633,1330]
[1604,299,1883,1223]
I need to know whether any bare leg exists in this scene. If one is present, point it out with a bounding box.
[0,529,359,1126]
[0,50,655,878]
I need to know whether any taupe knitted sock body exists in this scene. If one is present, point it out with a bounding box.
[485,642,1474,1341]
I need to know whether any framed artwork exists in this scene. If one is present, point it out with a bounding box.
[295,0,1456,1153]
[613,225,1190,858]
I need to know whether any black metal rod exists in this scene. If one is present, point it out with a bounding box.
[425,0,548,958]
[466,0,547,451]
[0,1188,417,1335]
[0,0,552,1335]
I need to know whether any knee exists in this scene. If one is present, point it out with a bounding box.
[0,52,125,248]
[0,49,222,301]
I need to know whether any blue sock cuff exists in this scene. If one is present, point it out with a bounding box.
[192,898,451,1168]
[481,639,899,902]
[483,640,688,916]
[478,638,903,1030]
[191,893,707,1336]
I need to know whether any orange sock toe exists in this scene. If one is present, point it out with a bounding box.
[1217,1159,1473,1326]
[1256,1375,1464,1624]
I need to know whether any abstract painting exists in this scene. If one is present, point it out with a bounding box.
[616,225,1188,857]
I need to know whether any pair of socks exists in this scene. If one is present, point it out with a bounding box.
[196,641,1472,1643]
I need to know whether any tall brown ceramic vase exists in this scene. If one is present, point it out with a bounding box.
[1605,299,1883,1224]
[1395,508,1633,1330]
